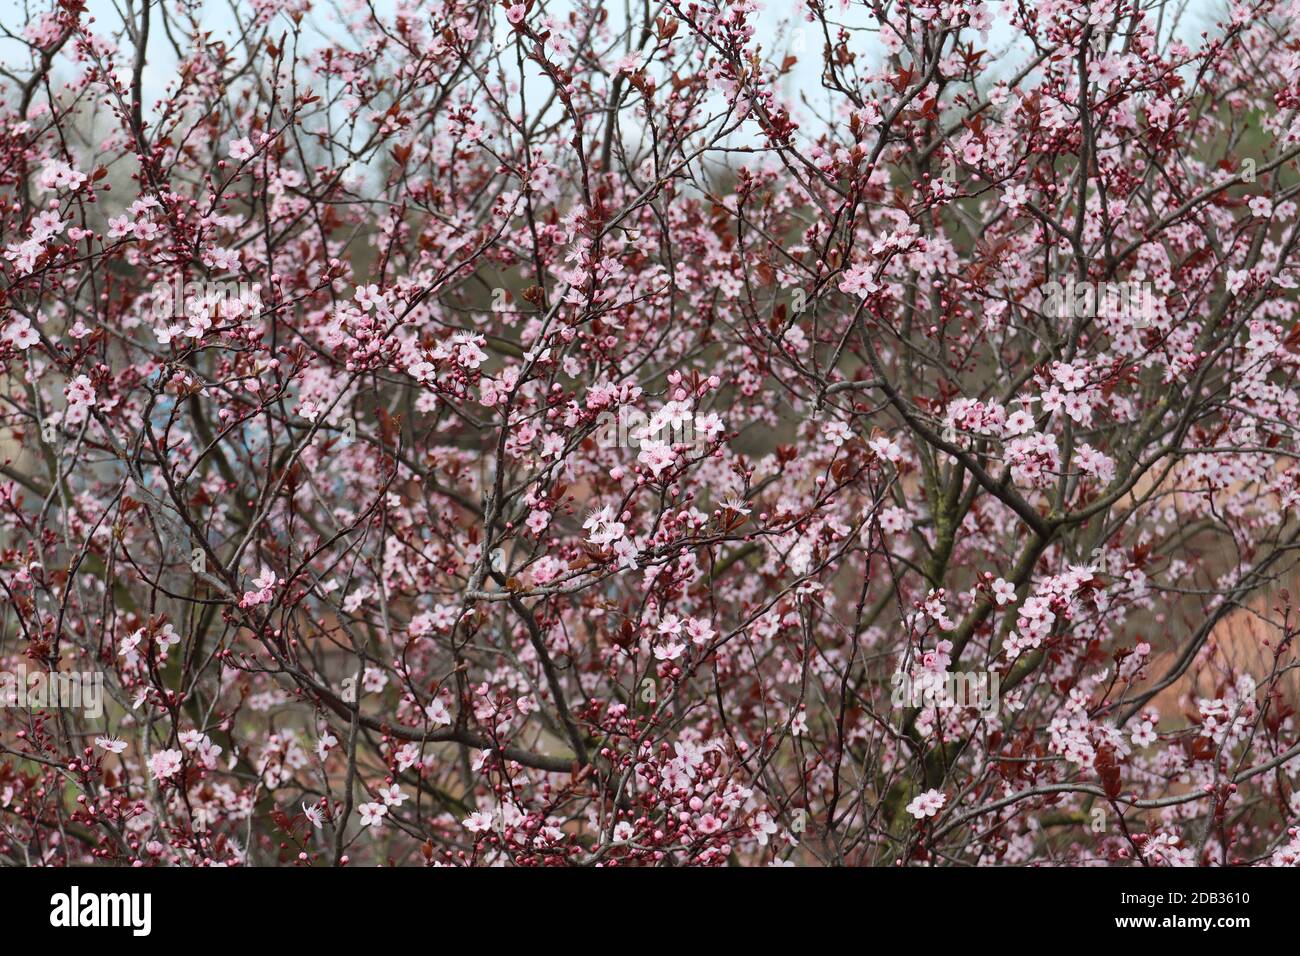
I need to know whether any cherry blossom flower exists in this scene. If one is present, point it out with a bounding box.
[905,789,947,820]
[303,802,324,829]
[992,578,1016,606]
[228,137,255,161]
[4,317,38,350]
[358,802,387,829]
[148,749,184,782]
[37,159,86,193]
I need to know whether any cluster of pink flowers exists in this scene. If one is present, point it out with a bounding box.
[0,0,1299,868]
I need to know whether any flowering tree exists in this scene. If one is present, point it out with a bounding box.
[2,0,1300,867]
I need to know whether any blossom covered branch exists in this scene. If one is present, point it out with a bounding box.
[2,0,1300,866]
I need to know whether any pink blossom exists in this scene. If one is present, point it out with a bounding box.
[905,789,946,820]
[148,749,184,782]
